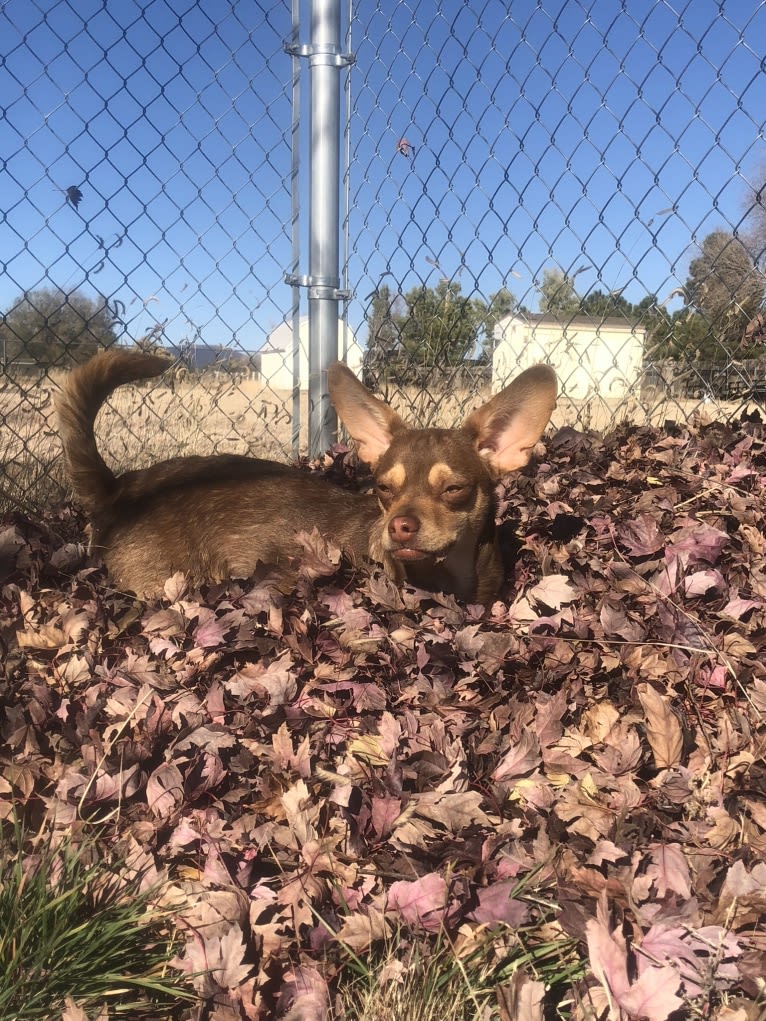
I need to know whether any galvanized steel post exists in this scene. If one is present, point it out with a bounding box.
[288,0,302,458]
[307,0,351,456]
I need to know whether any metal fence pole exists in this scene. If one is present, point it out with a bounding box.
[289,0,302,459]
[307,0,346,456]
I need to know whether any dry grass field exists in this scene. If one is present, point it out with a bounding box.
[0,366,758,515]
[0,369,299,513]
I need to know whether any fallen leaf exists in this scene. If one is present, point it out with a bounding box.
[637,683,683,768]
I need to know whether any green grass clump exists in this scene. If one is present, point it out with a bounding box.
[0,819,195,1021]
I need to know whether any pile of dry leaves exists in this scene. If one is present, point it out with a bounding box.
[2,418,766,1020]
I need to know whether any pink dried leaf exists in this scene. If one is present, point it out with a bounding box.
[619,966,683,1021]
[528,574,579,611]
[535,688,568,747]
[387,873,448,931]
[720,596,763,619]
[668,524,729,565]
[163,571,189,601]
[619,514,665,556]
[646,843,692,899]
[206,677,227,722]
[586,917,630,1001]
[587,918,683,1021]
[684,569,725,598]
[492,729,542,782]
[468,880,530,927]
[226,653,297,705]
[146,762,185,818]
[695,664,728,690]
[208,924,253,991]
[371,795,402,838]
[588,840,630,867]
[637,684,683,768]
[638,925,743,996]
[721,860,766,906]
[60,997,89,1021]
[320,679,387,711]
[497,972,545,1021]
[377,711,402,758]
[278,965,329,1021]
[193,609,230,648]
[167,818,202,850]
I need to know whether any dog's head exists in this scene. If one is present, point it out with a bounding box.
[328,363,557,590]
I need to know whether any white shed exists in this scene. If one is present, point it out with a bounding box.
[259,317,363,390]
[493,313,645,399]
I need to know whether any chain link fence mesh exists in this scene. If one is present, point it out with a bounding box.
[1,0,302,511]
[1,0,765,513]
[346,1,766,430]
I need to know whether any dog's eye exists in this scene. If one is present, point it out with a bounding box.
[443,484,467,497]
[376,483,392,496]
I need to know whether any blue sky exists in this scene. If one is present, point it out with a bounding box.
[1,0,764,352]
[1,0,295,350]
[347,0,766,317]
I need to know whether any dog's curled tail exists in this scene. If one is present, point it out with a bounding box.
[55,348,171,510]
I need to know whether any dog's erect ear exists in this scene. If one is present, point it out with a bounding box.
[463,364,557,476]
[328,362,406,467]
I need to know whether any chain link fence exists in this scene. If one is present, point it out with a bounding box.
[346,1,766,431]
[1,0,765,512]
[1,0,306,512]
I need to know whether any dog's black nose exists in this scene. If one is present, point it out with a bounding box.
[389,514,420,542]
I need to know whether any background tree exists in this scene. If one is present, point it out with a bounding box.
[578,289,635,319]
[397,279,486,365]
[644,308,711,361]
[538,268,580,316]
[365,280,518,378]
[363,284,402,382]
[632,295,673,359]
[744,165,766,267]
[684,230,764,354]
[0,287,119,368]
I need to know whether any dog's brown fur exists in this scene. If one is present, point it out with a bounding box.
[56,349,556,601]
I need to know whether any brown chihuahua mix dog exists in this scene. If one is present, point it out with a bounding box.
[56,349,556,602]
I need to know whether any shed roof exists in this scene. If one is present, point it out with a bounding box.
[498,312,645,331]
